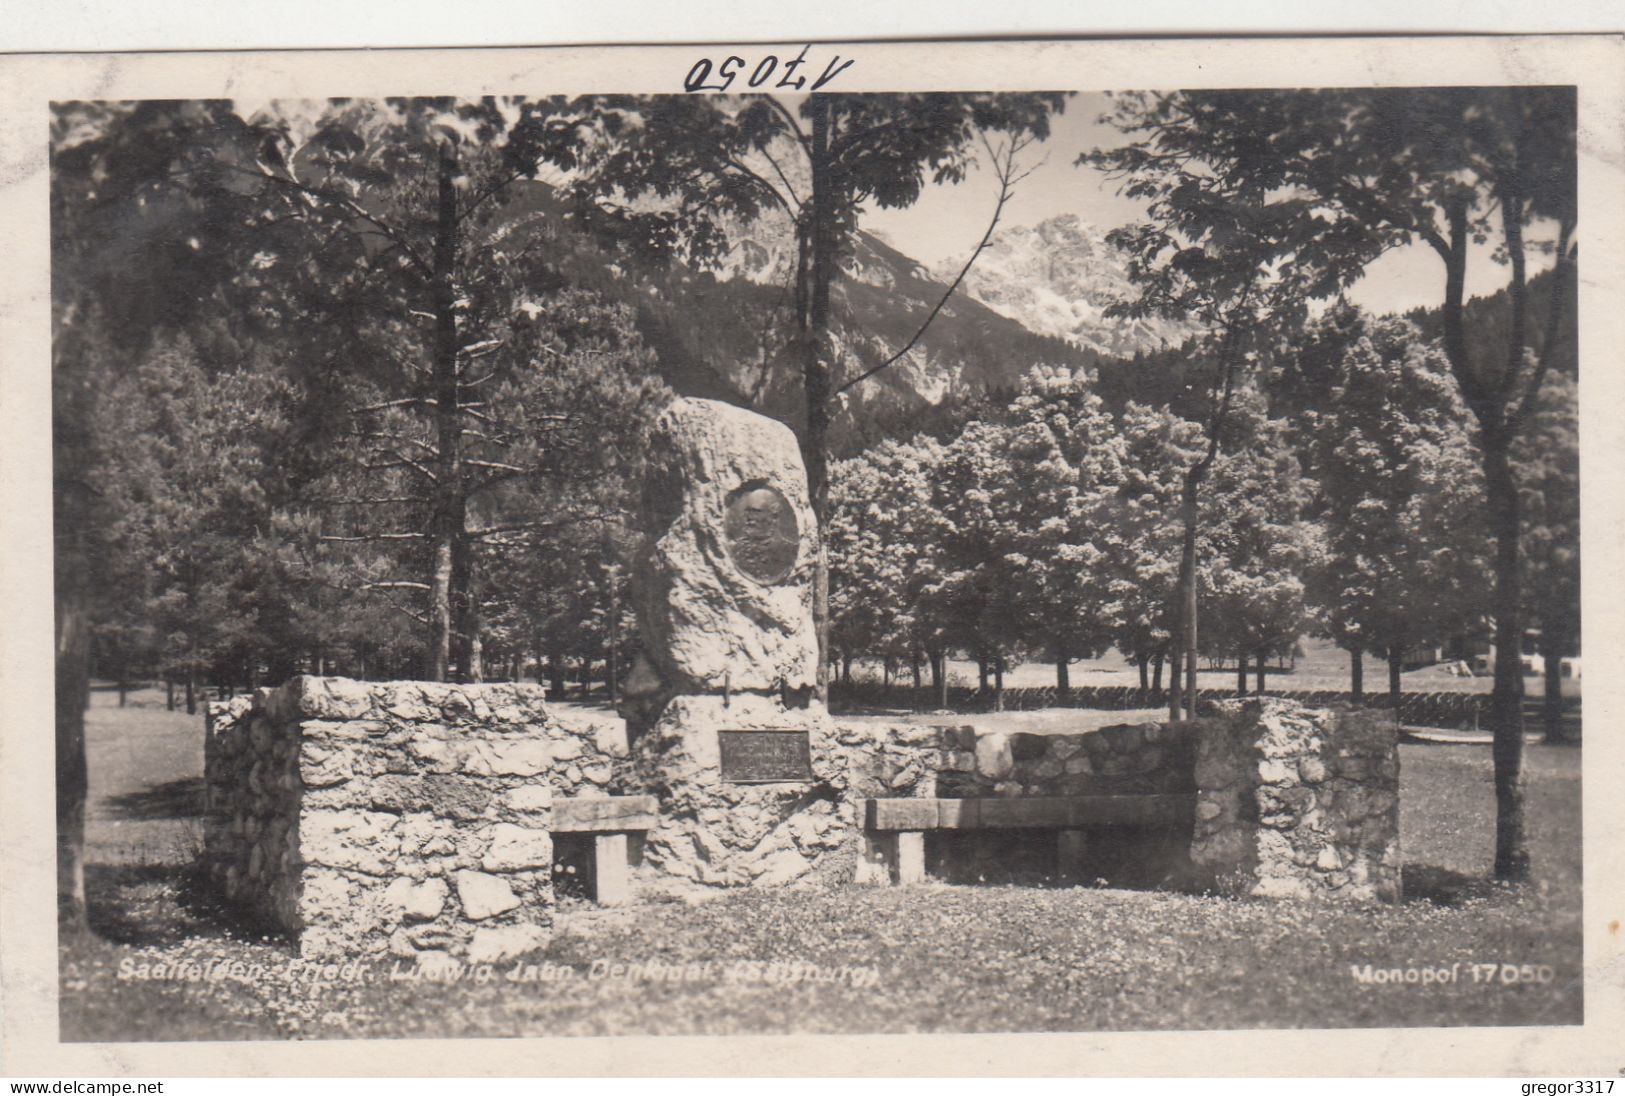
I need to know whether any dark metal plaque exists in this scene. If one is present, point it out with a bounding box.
[718,729,814,784]
[723,483,799,583]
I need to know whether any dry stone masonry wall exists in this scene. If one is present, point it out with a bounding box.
[631,701,950,887]
[929,722,1197,797]
[204,677,630,963]
[1189,698,1401,902]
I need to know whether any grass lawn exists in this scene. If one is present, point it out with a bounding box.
[59,688,1582,1040]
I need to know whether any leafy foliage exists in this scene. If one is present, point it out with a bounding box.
[1289,307,1489,669]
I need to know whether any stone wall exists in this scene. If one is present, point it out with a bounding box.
[929,722,1197,797]
[204,676,630,963]
[847,704,1400,902]
[628,697,945,888]
[1189,698,1401,902]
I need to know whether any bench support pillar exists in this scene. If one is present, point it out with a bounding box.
[1056,829,1088,885]
[592,833,631,907]
[856,830,893,885]
[895,831,927,885]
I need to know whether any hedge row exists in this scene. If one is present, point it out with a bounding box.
[827,681,1572,731]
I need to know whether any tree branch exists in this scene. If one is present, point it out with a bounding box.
[322,532,429,542]
[764,96,811,154]
[220,161,433,278]
[831,133,1033,399]
[467,512,615,539]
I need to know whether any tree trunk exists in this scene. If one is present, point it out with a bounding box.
[451,534,479,683]
[1350,647,1363,703]
[911,650,922,693]
[166,677,175,711]
[427,140,464,684]
[1255,648,1267,694]
[841,653,852,688]
[978,656,989,693]
[1483,430,1529,879]
[799,99,837,705]
[185,665,196,716]
[1435,196,1534,882]
[1055,645,1070,697]
[1173,471,1201,722]
[1236,653,1248,696]
[934,649,948,710]
[56,478,91,929]
[1138,654,1149,692]
[1542,646,1564,744]
[1388,646,1403,708]
[548,652,565,698]
[1152,653,1163,700]
[607,575,620,703]
[993,657,1005,713]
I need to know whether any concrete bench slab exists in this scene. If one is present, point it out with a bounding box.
[551,795,659,833]
[864,794,1196,832]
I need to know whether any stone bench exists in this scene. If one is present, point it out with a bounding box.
[861,794,1197,884]
[553,795,658,906]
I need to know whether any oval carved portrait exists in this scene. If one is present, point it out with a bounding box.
[723,483,799,584]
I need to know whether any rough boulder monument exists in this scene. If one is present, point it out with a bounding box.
[621,397,859,886]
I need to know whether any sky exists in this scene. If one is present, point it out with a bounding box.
[860,92,1554,319]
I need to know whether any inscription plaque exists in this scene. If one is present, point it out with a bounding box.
[723,483,799,584]
[717,729,814,783]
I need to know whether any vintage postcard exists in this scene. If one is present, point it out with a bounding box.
[1,34,1622,1077]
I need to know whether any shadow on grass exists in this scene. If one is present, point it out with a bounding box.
[103,777,204,821]
[1402,862,1497,906]
[83,861,292,951]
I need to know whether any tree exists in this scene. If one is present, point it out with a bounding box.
[1196,388,1321,693]
[1288,307,1489,704]
[1086,87,1575,879]
[827,451,908,679]
[94,336,301,712]
[174,97,627,682]
[51,100,271,924]
[47,98,656,916]
[1084,91,1386,718]
[582,93,1069,697]
[1517,370,1579,742]
[828,435,951,702]
[1001,367,1127,693]
[1107,402,1204,695]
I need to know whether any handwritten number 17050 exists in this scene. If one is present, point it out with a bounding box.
[684,46,854,94]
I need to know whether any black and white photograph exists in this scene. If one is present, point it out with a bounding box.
[3,32,1622,1077]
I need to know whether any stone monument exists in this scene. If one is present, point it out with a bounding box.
[621,397,858,886]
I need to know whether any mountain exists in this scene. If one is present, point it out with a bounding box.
[934,214,1193,357]
[501,185,1170,451]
